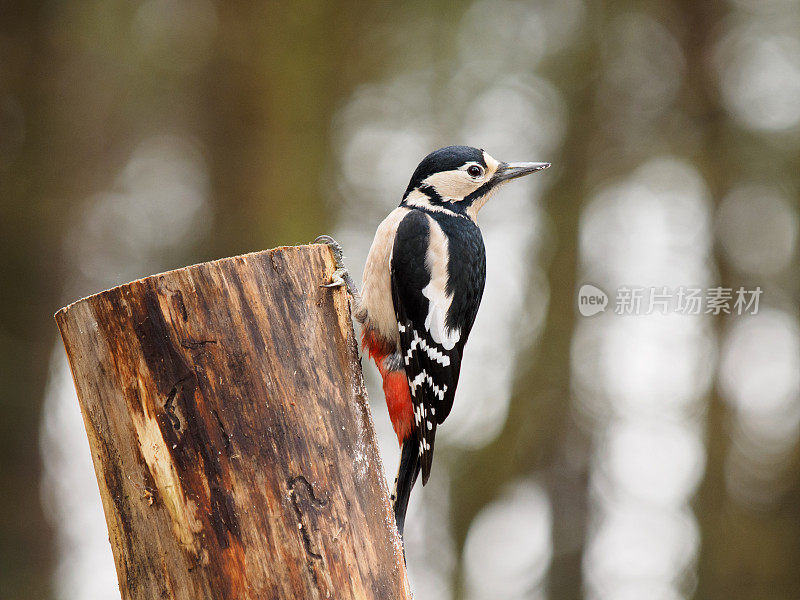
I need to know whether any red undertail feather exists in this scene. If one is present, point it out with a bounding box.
[362,327,413,445]
[382,371,414,444]
[361,326,393,361]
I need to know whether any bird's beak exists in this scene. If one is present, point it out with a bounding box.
[493,161,551,183]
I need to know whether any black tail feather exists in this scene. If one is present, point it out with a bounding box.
[392,435,421,539]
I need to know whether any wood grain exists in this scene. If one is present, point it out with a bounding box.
[55,244,410,600]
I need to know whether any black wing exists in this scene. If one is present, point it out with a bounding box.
[391,210,474,484]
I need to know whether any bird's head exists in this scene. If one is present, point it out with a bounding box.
[401,145,550,221]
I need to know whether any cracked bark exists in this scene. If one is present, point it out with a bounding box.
[55,244,410,600]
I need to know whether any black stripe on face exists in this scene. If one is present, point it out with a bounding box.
[417,184,446,205]
[460,178,501,206]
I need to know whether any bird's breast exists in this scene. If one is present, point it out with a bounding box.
[360,206,410,348]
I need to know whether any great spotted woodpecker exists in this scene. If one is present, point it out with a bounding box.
[317,146,549,538]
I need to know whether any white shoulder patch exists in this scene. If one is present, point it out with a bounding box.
[421,216,461,350]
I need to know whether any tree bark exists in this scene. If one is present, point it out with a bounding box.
[55,244,410,600]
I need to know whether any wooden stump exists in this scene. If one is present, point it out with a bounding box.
[55,245,410,600]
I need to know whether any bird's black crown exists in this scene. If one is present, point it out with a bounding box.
[404,145,486,196]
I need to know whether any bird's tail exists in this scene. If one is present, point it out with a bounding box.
[392,434,421,539]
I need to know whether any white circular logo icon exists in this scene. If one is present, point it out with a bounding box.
[577,284,608,317]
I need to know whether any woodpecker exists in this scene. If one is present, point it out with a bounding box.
[317,145,549,538]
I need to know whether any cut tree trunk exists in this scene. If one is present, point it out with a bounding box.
[55,244,410,600]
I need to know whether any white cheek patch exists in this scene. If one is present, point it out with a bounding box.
[421,215,461,350]
[422,170,482,202]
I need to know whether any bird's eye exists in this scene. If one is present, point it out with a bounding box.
[467,165,483,178]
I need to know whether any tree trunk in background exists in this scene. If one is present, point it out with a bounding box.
[202,0,382,258]
[676,2,800,598]
[1,2,68,595]
[449,37,601,600]
[55,245,410,600]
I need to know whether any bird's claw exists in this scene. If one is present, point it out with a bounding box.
[314,234,353,291]
[320,267,347,288]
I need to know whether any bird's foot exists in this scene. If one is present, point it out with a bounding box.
[322,267,348,289]
[313,235,359,297]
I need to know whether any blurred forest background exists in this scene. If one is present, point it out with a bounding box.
[2,0,799,599]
